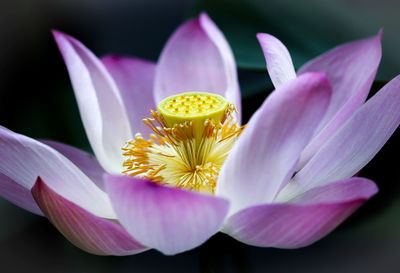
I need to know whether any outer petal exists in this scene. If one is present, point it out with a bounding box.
[256,33,296,88]
[105,175,229,255]
[299,31,382,167]
[53,31,132,174]
[101,55,156,137]
[32,177,147,255]
[216,73,331,215]
[41,140,106,190]
[154,13,241,122]
[223,178,377,248]
[0,173,43,215]
[0,126,115,218]
[281,75,400,199]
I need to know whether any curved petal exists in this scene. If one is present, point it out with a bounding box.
[101,55,156,137]
[40,140,106,191]
[298,31,382,167]
[256,33,296,88]
[216,72,331,215]
[32,177,147,255]
[0,173,43,215]
[0,126,116,218]
[154,13,241,122]
[53,30,132,174]
[223,178,377,248]
[105,175,229,255]
[279,75,400,199]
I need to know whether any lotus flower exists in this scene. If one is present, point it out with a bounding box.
[1,13,399,256]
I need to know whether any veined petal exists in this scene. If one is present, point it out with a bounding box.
[299,31,382,167]
[257,33,296,88]
[0,173,43,215]
[101,55,156,137]
[0,126,116,218]
[32,177,147,256]
[53,30,132,174]
[216,72,331,215]
[282,75,400,199]
[154,13,241,122]
[40,140,106,190]
[105,175,229,255]
[224,178,377,248]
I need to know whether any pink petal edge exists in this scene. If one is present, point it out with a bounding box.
[0,173,43,215]
[256,33,296,88]
[105,174,229,255]
[153,13,241,123]
[52,30,132,174]
[299,31,383,167]
[224,177,377,248]
[32,177,147,256]
[0,126,115,218]
[101,55,156,137]
[284,74,400,198]
[40,140,106,191]
[216,72,331,215]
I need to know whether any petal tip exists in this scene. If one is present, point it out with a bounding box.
[51,29,63,37]
[102,54,120,61]
[51,29,70,44]
[255,32,264,39]
[358,178,379,199]
[51,29,61,37]
[256,33,282,47]
[51,30,76,56]
[378,28,384,40]
[31,176,44,199]
[256,32,272,40]
[198,12,214,30]
[199,11,210,19]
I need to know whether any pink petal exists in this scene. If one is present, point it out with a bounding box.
[0,126,115,218]
[256,33,296,88]
[154,13,241,122]
[101,55,156,137]
[0,173,43,215]
[224,177,377,248]
[105,175,229,255]
[32,177,147,255]
[282,75,400,199]
[40,140,106,190]
[216,72,331,215]
[53,30,132,174]
[299,31,382,167]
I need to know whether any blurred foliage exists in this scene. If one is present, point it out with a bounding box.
[189,0,400,81]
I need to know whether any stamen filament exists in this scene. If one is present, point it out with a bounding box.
[122,92,245,194]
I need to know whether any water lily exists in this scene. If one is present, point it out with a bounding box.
[1,12,399,256]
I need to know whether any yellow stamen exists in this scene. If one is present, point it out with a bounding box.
[122,92,245,194]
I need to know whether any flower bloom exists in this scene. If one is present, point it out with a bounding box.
[1,13,399,256]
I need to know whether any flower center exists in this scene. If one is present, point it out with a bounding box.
[122,92,245,194]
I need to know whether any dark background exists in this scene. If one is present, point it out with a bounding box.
[1,0,400,272]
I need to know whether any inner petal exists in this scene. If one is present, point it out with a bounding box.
[121,92,244,194]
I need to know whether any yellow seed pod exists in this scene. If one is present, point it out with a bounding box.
[157,92,228,138]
